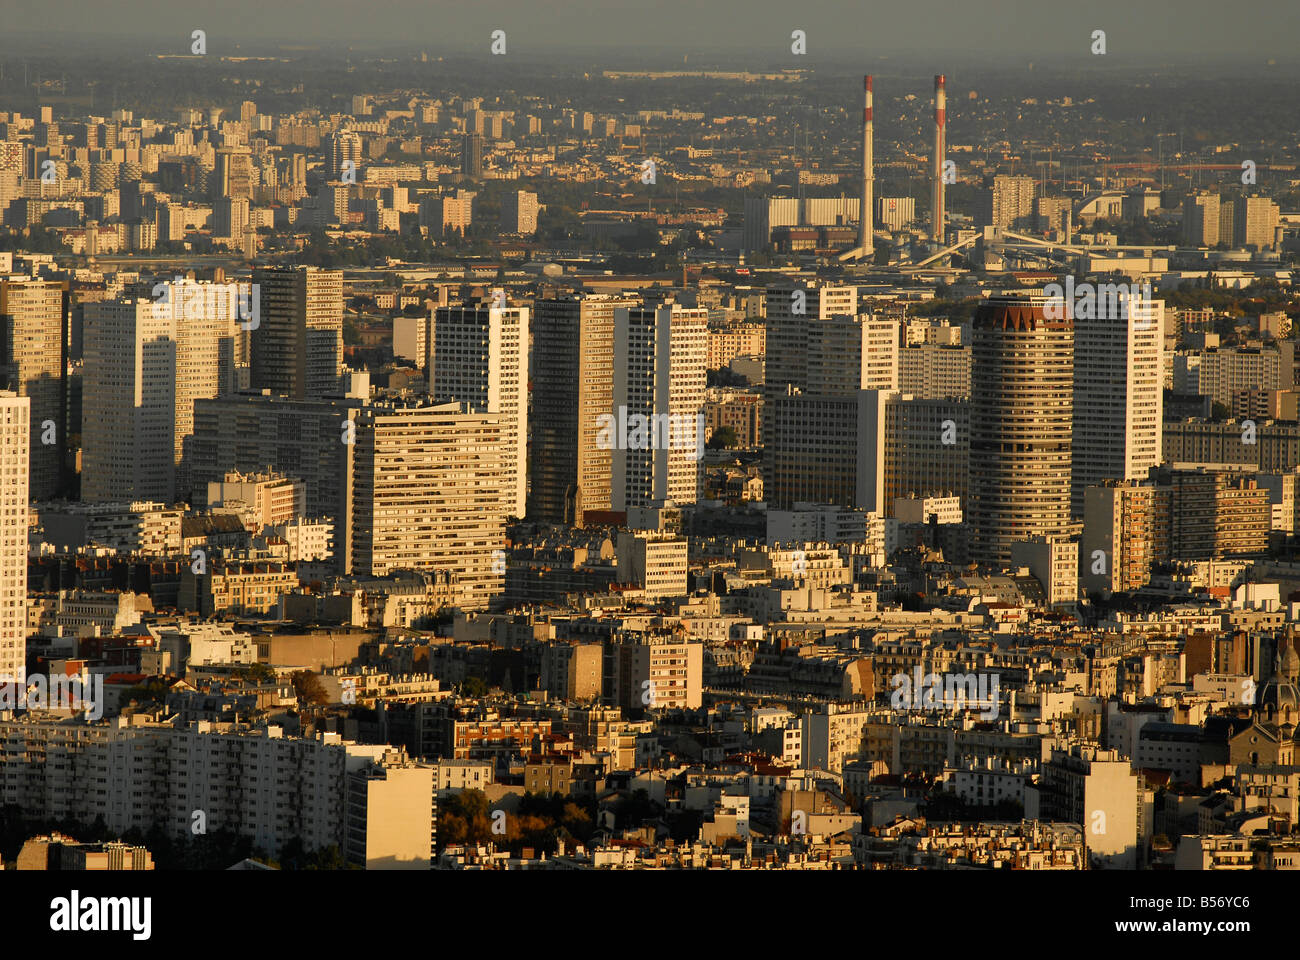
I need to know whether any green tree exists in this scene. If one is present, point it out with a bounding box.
[309,844,347,870]
[279,836,308,870]
[707,426,739,450]
[290,671,329,706]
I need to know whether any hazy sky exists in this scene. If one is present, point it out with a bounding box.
[4,0,1298,62]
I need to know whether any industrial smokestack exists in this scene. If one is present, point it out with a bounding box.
[931,74,946,244]
[858,75,874,255]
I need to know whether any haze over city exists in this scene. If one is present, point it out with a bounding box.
[0,1,1293,942]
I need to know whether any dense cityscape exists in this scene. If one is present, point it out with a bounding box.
[0,8,1295,925]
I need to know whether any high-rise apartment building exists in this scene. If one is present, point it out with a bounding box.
[419,192,474,236]
[351,400,510,611]
[213,197,250,239]
[461,133,484,178]
[171,281,241,497]
[764,286,910,511]
[1218,200,1236,247]
[1071,294,1164,518]
[1173,341,1294,411]
[0,392,28,685]
[1036,196,1073,239]
[606,633,703,711]
[970,294,1075,563]
[812,315,899,393]
[430,302,528,517]
[1234,196,1281,250]
[83,288,238,504]
[1165,465,1270,560]
[325,129,362,180]
[764,283,858,408]
[191,393,359,570]
[1081,467,1269,593]
[899,342,971,399]
[529,295,636,525]
[345,757,434,870]
[1081,481,1168,596]
[250,267,344,400]
[0,277,66,499]
[212,147,254,201]
[500,190,539,236]
[1182,192,1221,247]
[612,301,707,510]
[81,299,178,503]
[982,175,1036,230]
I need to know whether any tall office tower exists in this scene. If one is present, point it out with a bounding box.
[982,175,1036,230]
[767,392,875,510]
[1234,196,1281,250]
[461,133,484,178]
[191,394,359,570]
[251,267,344,400]
[351,400,510,611]
[878,393,969,513]
[1071,294,1164,519]
[212,147,254,201]
[0,278,66,499]
[430,301,529,517]
[500,190,539,236]
[81,299,177,503]
[612,301,708,510]
[0,392,29,685]
[529,295,636,525]
[1182,192,1221,247]
[970,294,1075,564]
[325,129,362,180]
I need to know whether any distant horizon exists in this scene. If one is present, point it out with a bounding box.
[2,0,1298,62]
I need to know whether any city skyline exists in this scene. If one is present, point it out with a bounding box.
[0,8,1298,936]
